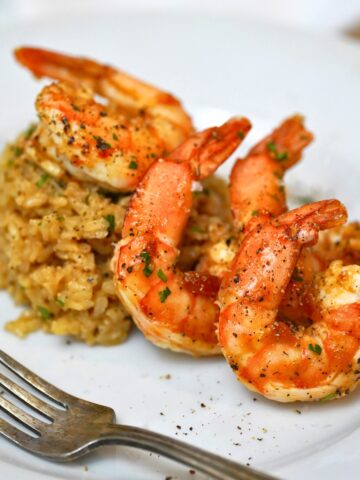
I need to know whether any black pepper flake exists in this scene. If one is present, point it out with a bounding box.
[200,402,206,408]
[93,135,111,151]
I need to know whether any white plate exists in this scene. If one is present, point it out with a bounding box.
[1,11,360,480]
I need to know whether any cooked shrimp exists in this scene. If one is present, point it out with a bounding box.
[15,47,193,191]
[112,117,251,355]
[281,222,360,324]
[218,200,360,402]
[230,114,313,231]
[197,115,313,277]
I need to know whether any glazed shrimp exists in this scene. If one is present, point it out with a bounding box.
[112,117,251,355]
[281,222,360,324]
[197,115,313,277]
[15,47,193,191]
[230,114,313,231]
[218,200,360,402]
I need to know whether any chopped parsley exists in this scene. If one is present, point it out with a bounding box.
[320,392,337,402]
[190,225,205,233]
[308,343,322,355]
[112,133,119,141]
[251,210,259,217]
[266,141,277,153]
[159,286,171,303]
[104,214,115,233]
[140,250,153,277]
[93,135,111,151]
[276,151,288,161]
[292,267,303,282]
[24,124,36,139]
[37,306,53,321]
[55,298,65,307]
[266,141,288,162]
[237,131,245,139]
[129,161,138,170]
[157,269,167,282]
[36,173,50,188]
[13,146,23,157]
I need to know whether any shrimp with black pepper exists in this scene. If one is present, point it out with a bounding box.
[218,200,360,402]
[15,47,193,191]
[112,117,251,355]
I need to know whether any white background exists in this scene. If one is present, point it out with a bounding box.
[1,0,360,34]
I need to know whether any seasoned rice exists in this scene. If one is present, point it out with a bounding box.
[0,124,231,345]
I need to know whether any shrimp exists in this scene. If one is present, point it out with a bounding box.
[14,47,193,191]
[197,115,313,277]
[218,200,360,402]
[281,222,360,324]
[112,117,251,355]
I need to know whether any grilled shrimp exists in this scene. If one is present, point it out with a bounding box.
[15,47,193,191]
[197,115,313,277]
[218,200,360,402]
[112,117,251,355]
[281,219,360,323]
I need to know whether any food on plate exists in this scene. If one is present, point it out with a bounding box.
[196,115,313,277]
[0,128,229,344]
[0,47,225,345]
[2,46,359,403]
[218,200,360,402]
[14,47,193,191]
[113,117,251,355]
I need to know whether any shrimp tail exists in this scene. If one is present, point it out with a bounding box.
[276,199,348,242]
[249,114,314,169]
[15,46,114,82]
[168,116,252,180]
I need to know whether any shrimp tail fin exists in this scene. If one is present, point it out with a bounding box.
[14,46,112,82]
[168,116,251,180]
[277,199,348,232]
[249,114,314,170]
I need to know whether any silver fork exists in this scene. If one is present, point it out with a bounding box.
[0,350,276,480]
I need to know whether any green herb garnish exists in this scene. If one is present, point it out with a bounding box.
[140,250,153,277]
[308,343,322,355]
[292,267,304,282]
[320,392,337,402]
[36,173,50,188]
[13,146,23,157]
[93,135,111,151]
[157,269,167,282]
[159,286,171,303]
[24,124,36,139]
[129,161,138,170]
[190,225,205,233]
[251,210,259,217]
[55,298,65,307]
[112,133,119,141]
[104,214,115,233]
[37,306,53,321]
[266,141,277,153]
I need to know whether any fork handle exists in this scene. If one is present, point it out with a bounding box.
[99,424,276,480]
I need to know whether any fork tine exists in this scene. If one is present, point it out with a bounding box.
[0,373,56,420]
[0,418,36,449]
[0,395,44,434]
[0,350,71,407]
